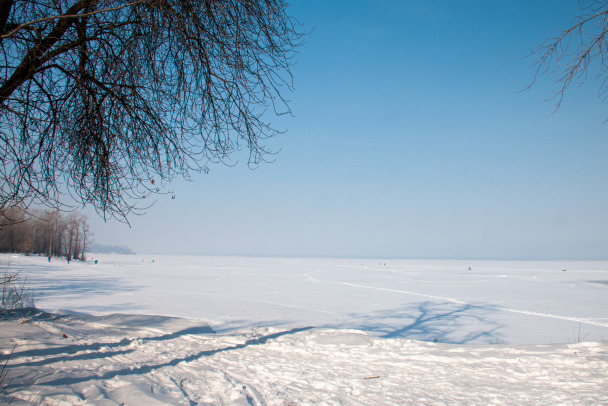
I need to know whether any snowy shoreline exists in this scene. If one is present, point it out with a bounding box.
[1,253,607,404]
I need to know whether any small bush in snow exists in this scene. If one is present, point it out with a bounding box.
[1,262,33,312]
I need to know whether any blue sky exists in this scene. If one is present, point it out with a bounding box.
[87,0,607,259]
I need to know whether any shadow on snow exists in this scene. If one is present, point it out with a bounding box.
[7,326,312,390]
[336,301,503,344]
[30,276,137,298]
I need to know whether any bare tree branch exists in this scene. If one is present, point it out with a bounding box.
[528,0,608,113]
[0,0,145,40]
[0,0,304,220]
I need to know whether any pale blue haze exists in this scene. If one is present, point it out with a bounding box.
[87,0,608,259]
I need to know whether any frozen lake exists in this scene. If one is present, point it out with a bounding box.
[6,253,607,345]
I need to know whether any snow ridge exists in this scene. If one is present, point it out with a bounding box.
[2,311,607,405]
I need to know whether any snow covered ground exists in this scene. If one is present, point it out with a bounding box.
[1,253,607,404]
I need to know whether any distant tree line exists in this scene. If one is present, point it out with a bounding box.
[0,207,91,260]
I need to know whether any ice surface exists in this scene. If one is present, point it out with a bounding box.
[8,254,608,345]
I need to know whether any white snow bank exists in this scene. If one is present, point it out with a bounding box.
[1,310,607,405]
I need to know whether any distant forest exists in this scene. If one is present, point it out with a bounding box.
[0,207,91,260]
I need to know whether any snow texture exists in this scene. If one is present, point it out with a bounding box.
[1,254,607,405]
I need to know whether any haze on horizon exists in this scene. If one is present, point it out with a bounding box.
[87,0,608,260]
